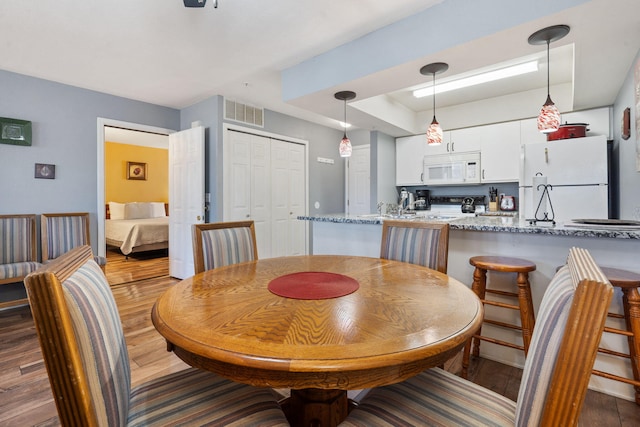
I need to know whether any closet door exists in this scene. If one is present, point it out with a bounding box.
[271,140,306,257]
[250,136,271,258]
[226,131,271,258]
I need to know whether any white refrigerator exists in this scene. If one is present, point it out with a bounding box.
[519,135,609,223]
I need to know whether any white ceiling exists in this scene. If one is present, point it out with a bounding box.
[1,0,639,138]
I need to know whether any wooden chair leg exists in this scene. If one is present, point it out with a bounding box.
[517,271,536,354]
[623,287,640,404]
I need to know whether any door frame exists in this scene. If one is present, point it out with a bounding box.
[96,118,175,257]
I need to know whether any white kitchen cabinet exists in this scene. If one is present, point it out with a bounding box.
[480,121,521,182]
[423,131,451,155]
[520,118,547,145]
[396,134,426,185]
[520,107,611,145]
[449,127,481,153]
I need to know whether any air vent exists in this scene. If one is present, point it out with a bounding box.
[224,99,264,128]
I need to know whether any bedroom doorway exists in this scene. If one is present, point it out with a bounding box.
[97,118,173,284]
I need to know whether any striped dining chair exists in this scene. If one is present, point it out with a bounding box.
[41,212,107,270]
[24,245,288,426]
[0,214,41,308]
[192,221,258,274]
[380,219,450,273]
[340,247,613,427]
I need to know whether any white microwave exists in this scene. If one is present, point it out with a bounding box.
[423,152,481,185]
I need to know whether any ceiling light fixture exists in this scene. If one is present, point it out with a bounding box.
[420,62,448,146]
[528,24,570,134]
[335,91,356,157]
[413,61,538,98]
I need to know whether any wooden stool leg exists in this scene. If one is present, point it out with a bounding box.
[472,267,487,358]
[516,272,536,354]
[462,267,487,379]
[623,287,640,404]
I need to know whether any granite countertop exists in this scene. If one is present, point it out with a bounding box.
[297,213,640,240]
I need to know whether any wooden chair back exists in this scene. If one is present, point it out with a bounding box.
[24,245,129,426]
[516,247,613,426]
[192,221,258,274]
[380,220,450,273]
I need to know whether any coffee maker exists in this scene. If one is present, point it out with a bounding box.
[415,189,430,210]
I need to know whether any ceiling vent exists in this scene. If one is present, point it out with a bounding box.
[224,99,264,128]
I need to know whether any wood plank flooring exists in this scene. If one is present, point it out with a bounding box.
[1,252,639,426]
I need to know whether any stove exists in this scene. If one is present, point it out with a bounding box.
[416,195,486,218]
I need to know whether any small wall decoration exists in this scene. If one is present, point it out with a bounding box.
[35,163,55,179]
[622,107,631,140]
[1,117,32,146]
[127,161,147,180]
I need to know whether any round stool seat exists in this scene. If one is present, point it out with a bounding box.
[599,267,640,289]
[469,256,537,273]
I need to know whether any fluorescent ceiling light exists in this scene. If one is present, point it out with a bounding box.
[413,61,538,98]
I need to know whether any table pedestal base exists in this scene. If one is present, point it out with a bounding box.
[282,388,348,427]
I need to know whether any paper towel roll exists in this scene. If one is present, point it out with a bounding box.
[532,174,547,218]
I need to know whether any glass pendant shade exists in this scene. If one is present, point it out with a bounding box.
[426,117,443,145]
[537,95,561,133]
[339,134,352,157]
[528,25,570,135]
[420,62,448,147]
[334,90,356,158]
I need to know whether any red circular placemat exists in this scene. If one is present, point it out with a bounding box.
[268,271,359,300]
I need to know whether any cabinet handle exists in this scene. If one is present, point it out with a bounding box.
[447,142,450,152]
[545,147,548,163]
[482,169,485,180]
[421,172,423,182]
[451,142,455,152]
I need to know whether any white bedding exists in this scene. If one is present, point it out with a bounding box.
[106,217,169,255]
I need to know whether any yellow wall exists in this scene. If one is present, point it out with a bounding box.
[105,142,168,203]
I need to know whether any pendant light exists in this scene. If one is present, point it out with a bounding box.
[334,91,356,157]
[528,25,570,134]
[420,62,449,145]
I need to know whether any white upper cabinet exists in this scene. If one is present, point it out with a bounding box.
[449,127,481,153]
[396,134,426,185]
[480,121,521,183]
[423,131,452,155]
[520,118,548,145]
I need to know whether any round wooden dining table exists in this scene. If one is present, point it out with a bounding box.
[152,255,483,427]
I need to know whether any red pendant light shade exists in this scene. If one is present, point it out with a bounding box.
[335,91,356,158]
[528,25,570,134]
[420,62,449,145]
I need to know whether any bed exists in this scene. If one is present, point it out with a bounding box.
[106,202,169,255]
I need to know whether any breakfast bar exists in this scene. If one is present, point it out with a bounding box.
[298,213,640,402]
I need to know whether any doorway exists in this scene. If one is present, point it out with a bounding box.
[97,118,174,258]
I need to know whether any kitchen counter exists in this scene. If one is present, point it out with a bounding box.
[297,213,640,240]
[298,212,640,402]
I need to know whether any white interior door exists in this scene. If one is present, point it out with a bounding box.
[225,130,272,258]
[271,140,306,257]
[169,126,205,279]
[223,124,308,257]
[346,145,371,215]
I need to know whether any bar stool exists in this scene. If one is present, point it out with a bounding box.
[462,256,537,379]
[593,266,640,405]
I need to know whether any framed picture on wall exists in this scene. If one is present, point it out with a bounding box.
[127,161,147,180]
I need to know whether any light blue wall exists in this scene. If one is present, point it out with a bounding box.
[613,49,640,219]
[0,69,179,250]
